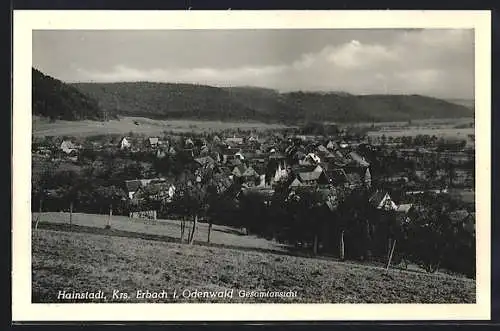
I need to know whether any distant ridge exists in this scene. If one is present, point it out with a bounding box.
[445,99,475,110]
[36,69,473,123]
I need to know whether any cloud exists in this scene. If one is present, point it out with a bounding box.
[71,29,474,99]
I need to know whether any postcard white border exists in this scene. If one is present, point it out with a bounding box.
[12,10,491,321]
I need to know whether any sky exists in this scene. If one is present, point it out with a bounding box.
[32,29,475,99]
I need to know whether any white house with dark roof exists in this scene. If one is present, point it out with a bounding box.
[60,140,78,154]
[369,191,398,211]
[148,137,159,148]
[119,137,131,150]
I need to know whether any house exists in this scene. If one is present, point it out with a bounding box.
[125,179,142,199]
[289,177,303,188]
[415,170,427,180]
[292,150,307,163]
[241,167,260,186]
[225,136,244,146]
[222,148,239,163]
[327,140,338,150]
[125,178,166,200]
[234,151,245,160]
[162,146,175,156]
[312,164,324,173]
[199,145,210,156]
[323,152,337,161]
[291,164,316,173]
[232,164,247,177]
[156,149,166,159]
[194,156,216,169]
[178,148,195,159]
[242,166,259,178]
[269,151,286,162]
[382,172,410,184]
[449,210,475,235]
[316,145,329,154]
[348,151,370,168]
[248,135,259,143]
[148,137,159,148]
[345,172,362,188]
[231,164,259,186]
[304,153,321,164]
[119,137,131,150]
[285,144,297,156]
[60,140,77,155]
[273,163,288,184]
[364,168,372,188]
[326,151,349,167]
[395,203,414,224]
[297,171,329,186]
[369,191,398,211]
[185,138,194,148]
[241,186,275,204]
[212,135,222,145]
[227,157,243,167]
[257,174,267,187]
[218,166,233,177]
[133,181,176,203]
[325,168,349,186]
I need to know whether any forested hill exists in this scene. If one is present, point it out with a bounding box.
[32,68,107,121]
[72,81,473,123]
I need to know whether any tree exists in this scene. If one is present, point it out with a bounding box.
[171,172,213,244]
[443,157,457,188]
[94,185,128,228]
[31,162,58,229]
[204,173,230,242]
[285,187,330,255]
[406,193,457,273]
[64,174,89,229]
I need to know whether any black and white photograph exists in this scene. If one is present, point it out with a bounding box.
[12,10,491,321]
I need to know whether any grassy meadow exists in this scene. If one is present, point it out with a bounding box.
[32,229,476,303]
[32,116,475,139]
[32,116,291,137]
[32,212,287,252]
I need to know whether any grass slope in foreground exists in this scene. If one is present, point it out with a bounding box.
[32,229,475,303]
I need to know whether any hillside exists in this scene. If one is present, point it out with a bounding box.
[33,228,475,303]
[72,81,474,123]
[71,82,268,122]
[32,68,106,121]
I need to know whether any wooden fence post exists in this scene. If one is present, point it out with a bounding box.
[207,221,212,243]
[35,197,43,231]
[313,234,319,255]
[180,217,186,242]
[386,239,397,272]
[340,230,345,261]
[107,204,112,228]
[69,201,73,229]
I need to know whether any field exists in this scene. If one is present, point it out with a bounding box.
[32,229,475,303]
[367,127,474,140]
[32,116,291,137]
[33,116,475,139]
[362,117,475,140]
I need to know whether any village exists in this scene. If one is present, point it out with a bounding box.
[31,124,476,278]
